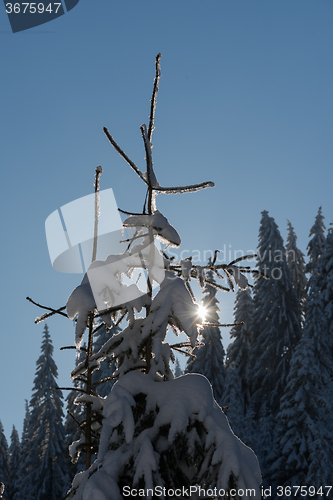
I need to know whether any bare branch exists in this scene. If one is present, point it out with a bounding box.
[92,166,103,263]
[103,127,147,184]
[118,208,145,216]
[60,346,88,352]
[203,321,245,327]
[227,254,257,266]
[204,280,230,292]
[155,181,215,194]
[148,53,162,143]
[26,297,68,323]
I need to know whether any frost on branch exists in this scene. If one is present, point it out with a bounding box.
[67,372,261,500]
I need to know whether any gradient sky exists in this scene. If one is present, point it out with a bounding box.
[1,0,333,441]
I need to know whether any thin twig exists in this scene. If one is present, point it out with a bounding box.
[103,127,147,184]
[60,346,88,352]
[26,297,68,322]
[148,53,162,143]
[58,387,89,394]
[118,208,145,216]
[154,181,215,194]
[92,166,103,263]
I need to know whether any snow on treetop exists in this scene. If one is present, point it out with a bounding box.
[123,210,181,248]
[69,371,261,499]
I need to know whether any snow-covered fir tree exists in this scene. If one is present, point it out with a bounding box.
[59,54,262,499]
[268,334,333,490]
[14,325,69,500]
[249,211,301,417]
[306,206,326,278]
[222,365,245,440]
[286,220,307,324]
[7,427,21,500]
[185,270,226,405]
[173,357,183,377]
[65,345,87,483]
[92,324,119,398]
[0,422,9,500]
[319,224,333,364]
[226,287,254,408]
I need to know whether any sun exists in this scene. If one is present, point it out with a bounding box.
[197,304,207,322]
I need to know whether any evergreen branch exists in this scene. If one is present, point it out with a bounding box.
[94,375,117,386]
[103,127,147,184]
[26,297,68,322]
[148,53,162,142]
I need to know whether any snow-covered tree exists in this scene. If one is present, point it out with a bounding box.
[0,422,9,500]
[226,287,254,408]
[65,345,87,482]
[268,334,332,489]
[92,324,119,398]
[15,324,69,500]
[319,224,333,362]
[186,270,226,404]
[7,426,21,500]
[222,365,245,439]
[173,357,183,377]
[286,220,307,324]
[56,54,263,499]
[306,206,326,278]
[249,211,301,417]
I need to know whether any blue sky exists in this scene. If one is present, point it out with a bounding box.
[1,0,332,441]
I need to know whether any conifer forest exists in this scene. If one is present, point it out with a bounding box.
[1,56,332,500]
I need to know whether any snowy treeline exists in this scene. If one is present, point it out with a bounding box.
[187,207,333,492]
[1,54,332,499]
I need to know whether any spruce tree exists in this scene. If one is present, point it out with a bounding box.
[7,427,21,500]
[64,344,88,480]
[222,365,245,439]
[92,324,119,398]
[306,206,326,277]
[286,220,307,324]
[226,287,254,408]
[319,224,333,362]
[185,271,226,404]
[268,335,332,490]
[0,422,9,500]
[15,325,69,500]
[249,211,301,416]
[173,357,183,377]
